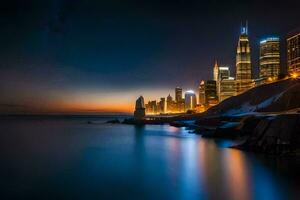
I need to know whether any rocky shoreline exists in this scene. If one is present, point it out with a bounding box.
[233,113,300,156]
[107,111,300,156]
[193,112,300,155]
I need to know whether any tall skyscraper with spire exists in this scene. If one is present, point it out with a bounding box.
[213,60,219,81]
[236,22,252,94]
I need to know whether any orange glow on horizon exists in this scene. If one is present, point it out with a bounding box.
[0,88,178,114]
[0,101,135,114]
[46,101,134,113]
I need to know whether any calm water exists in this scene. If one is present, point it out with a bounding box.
[1,116,299,200]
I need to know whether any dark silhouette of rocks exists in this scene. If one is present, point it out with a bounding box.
[234,114,300,155]
[259,82,300,112]
[106,119,121,124]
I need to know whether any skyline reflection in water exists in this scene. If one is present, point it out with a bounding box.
[1,116,299,199]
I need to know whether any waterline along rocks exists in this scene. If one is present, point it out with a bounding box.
[123,77,300,156]
[234,113,300,155]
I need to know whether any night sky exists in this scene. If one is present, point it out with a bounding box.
[0,0,299,113]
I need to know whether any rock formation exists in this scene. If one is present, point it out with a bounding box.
[134,96,146,120]
[235,114,300,155]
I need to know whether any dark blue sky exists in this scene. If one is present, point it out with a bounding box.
[0,0,299,113]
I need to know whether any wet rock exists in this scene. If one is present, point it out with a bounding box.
[213,122,241,139]
[239,115,264,136]
[106,119,121,124]
[235,114,300,155]
[195,117,222,127]
[169,121,186,127]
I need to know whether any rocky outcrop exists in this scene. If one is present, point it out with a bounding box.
[258,83,300,112]
[235,114,300,155]
[210,122,241,139]
[134,96,146,120]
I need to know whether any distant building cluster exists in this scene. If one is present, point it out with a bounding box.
[144,87,187,114]
[135,23,300,118]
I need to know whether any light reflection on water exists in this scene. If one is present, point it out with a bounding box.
[0,117,299,199]
[222,150,251,200]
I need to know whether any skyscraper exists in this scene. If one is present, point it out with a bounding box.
[158,97,166,114]
[175,87,183,102]
[259,37,280,79]
[145,100,157,114]
[175,87,185,112]
[167,94,173,102]
[184,90,197,111]
[236,22,252,94]
[218,77,236,102]
[213,60,230,81]
[205,80,218,107]
[199,80,218,108]
[287,30,300,75]
[199,81,205,105]
[218,66,230,80]
[166,94,175,112]
[213,60,219,81]
[213,62,233,102]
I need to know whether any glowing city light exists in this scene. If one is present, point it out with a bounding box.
[291,73,298,79]
[219,66,229,70]
[186,90,195,94]
[142,25,299,116]
[260,37,279,44]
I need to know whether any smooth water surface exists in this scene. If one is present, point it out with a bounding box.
[1,116,299,199]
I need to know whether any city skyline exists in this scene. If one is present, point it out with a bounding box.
[2,2,300,200]
[142,22,299,115]
[0,0,300,114]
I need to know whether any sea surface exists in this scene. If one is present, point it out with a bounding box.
[1,115,299,200]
